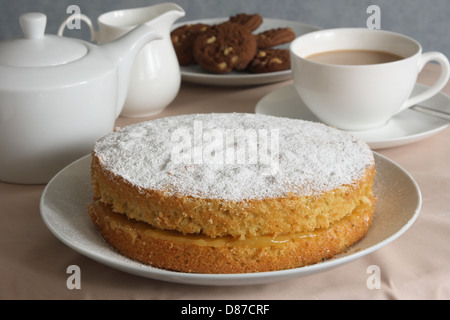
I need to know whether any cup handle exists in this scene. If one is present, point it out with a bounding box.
[57,13,97,42]
[397,52,450,114]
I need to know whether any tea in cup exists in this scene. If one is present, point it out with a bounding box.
[290,28,450,131]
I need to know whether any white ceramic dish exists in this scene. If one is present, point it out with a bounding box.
[0,12,162,184]
[173,18,319,86]
[58,3,185,118]
[40,152,421,286]
[255,83,450,149]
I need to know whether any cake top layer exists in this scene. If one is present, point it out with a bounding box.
[93,113,374,201]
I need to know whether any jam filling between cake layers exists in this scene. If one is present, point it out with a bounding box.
[95,193,373,249]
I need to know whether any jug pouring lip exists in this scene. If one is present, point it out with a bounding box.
[98,2,185,30]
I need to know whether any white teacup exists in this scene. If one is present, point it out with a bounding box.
[290,28,450,131]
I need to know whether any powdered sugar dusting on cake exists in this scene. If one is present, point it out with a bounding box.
[93,113,374,200]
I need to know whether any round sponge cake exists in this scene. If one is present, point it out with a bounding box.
[89,113,375,273]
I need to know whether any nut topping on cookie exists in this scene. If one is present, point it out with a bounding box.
[247,49,291,73]
[171,23,211,65]
[193,22,257,73]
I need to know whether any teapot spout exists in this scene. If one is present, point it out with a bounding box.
[100,24,162,117]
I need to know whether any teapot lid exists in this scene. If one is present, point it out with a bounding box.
[0,12,88,67]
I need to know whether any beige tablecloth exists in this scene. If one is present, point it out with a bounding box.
[1,64,449,300]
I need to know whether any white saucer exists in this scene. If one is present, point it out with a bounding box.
[255,84,449,149]
[40,153,421,286]
[174,18,319,86]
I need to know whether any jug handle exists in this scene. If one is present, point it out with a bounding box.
[57,14,97,42]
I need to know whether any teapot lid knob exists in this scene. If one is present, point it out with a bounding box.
[20,12,47,40]
[0,12,88,67]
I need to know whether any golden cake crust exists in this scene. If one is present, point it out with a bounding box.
[91,154,375,239]
[88,199,374,274]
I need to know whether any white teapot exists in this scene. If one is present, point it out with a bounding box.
[0,12,162,184]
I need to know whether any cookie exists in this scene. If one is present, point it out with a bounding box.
[193,22,257,73]
[247,49,291,73]
[171,23,210,66]
[229,13,263,31]
[255,27,296,48]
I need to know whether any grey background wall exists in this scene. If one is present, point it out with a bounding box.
[0,0,449,59]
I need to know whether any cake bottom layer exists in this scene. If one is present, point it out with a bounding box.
[88,200,374,274]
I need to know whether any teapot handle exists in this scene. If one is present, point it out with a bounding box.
[57,14,97,42]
